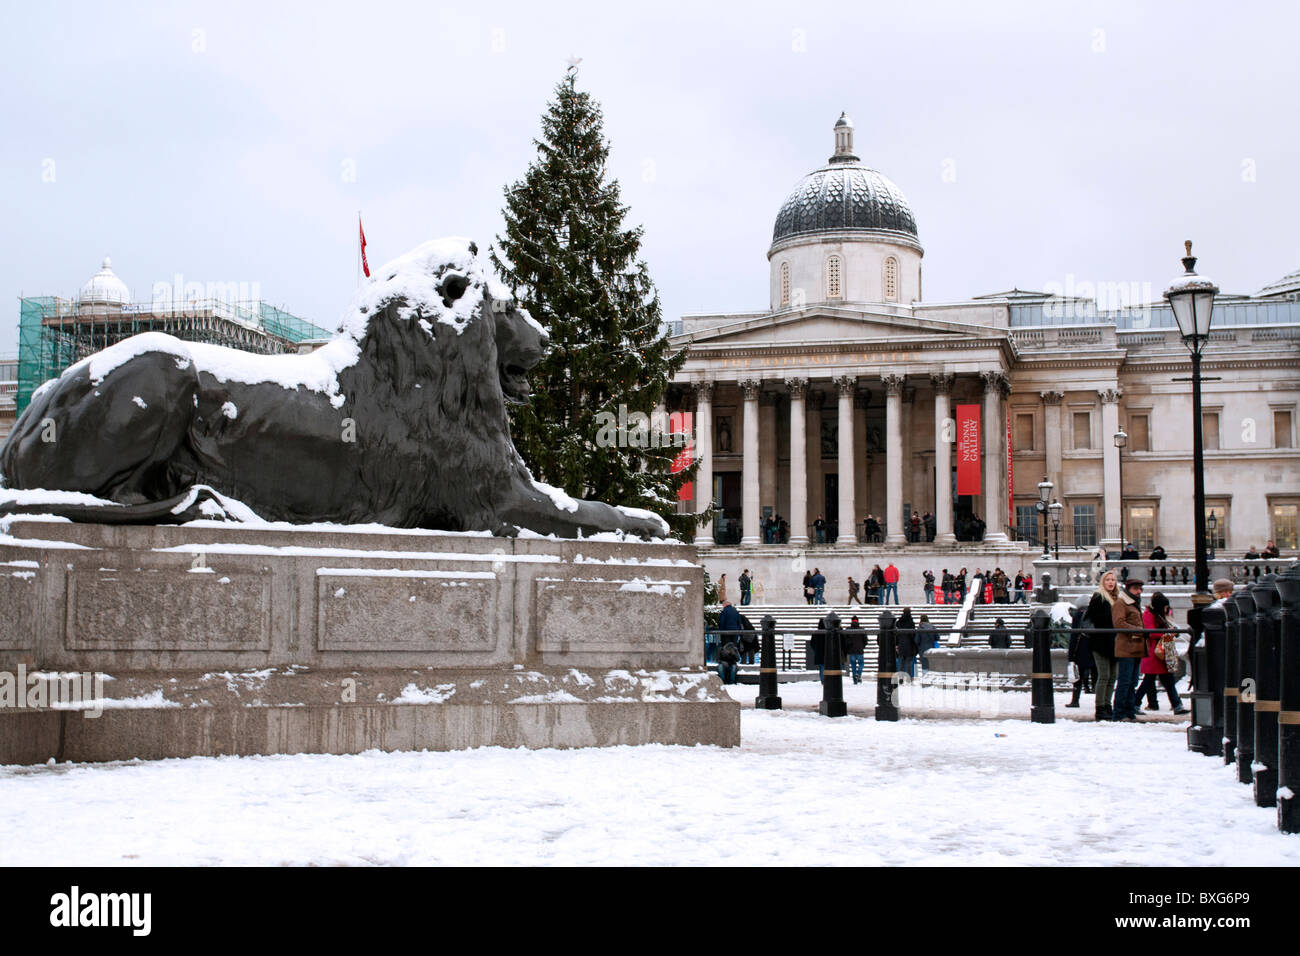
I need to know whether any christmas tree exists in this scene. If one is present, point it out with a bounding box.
[493,68,705,540]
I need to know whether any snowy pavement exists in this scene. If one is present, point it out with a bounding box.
[1,681,1295,866]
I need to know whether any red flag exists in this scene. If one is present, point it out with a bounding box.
[359,217,370,278]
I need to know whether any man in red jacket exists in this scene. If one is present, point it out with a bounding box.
[883,562,900,604]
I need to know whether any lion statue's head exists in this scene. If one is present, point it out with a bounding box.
[343,237,549,410]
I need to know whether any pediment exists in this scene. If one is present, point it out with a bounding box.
[676,308,998,348]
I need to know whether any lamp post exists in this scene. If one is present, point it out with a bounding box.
[1113,429,1128,549]
[1049,499,1063,560]
[1165,240,1218,598]
[1166,240,1219,755]
[1208,509,1218,562]
[1036,476,1053,557]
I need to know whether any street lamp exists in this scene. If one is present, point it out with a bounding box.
[1207,509,1218,561]
[1166,240,1219,756]
[1113,429,1127,550]
[1165,239,1218,598]
[1036,476,1054,557]
[1049,499,1064,560]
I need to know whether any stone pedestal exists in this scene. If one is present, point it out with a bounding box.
[0,520,738,762]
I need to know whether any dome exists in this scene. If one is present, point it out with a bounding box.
[80,257,130,305]
[771,114,918,247]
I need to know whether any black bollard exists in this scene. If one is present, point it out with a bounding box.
[1188,603,1226,757]
[1253,576,1282,807]
[1236,589,1258,784]
[1030,608,1055,724]
[875,610,898,721]
[819,611,848,717]
[1223,596,1240,766]
[1277,564,1300,833]
[755,615,782,710]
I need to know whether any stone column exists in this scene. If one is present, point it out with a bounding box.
[1041,390,1064,495]
[931,373,956,544]
[740,379,761,546]
[1100,387,1123,548]
[759,391,777,529]
[785,378,810,546]
[835,375,857,546]
[693,381,714,548]
[806,389,824,539]
[883,373,906,544]
[981,370,1010,543]
[853,390,869,531]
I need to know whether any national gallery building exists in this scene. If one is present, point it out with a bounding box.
[668,115,1300,566]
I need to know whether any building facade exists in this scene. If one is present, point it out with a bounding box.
[669,115,1300,570]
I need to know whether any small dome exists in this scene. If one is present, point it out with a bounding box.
[771,116,918,247]
[80,256,130,305]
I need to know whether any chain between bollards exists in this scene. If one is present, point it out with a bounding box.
[755,615,782,711]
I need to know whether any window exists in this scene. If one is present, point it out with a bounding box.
[1205,505,1227,550]
[1014,504,1040,542]
[1275,409,1293,449]
[884,257,899,302]
[1128,413,1150,452]
[826,256,842,299]
[1127,505,1155,552]
[1073,504,1097,547]
[1202,412,1220,450]
[1073,412,1092,449]
[1014,413,1035,451]
[780,262,791,307]
[1272,503,1298,550]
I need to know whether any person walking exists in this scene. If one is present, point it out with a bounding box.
[988,617,1012,649]
[811,567,827,605]
[896,607,918,678]
[847,576,861,605]
[739,569,752,607]
[802,570,814,606]
[1112,577,1148,722]
[992,568,1009,604]
[883,562,900,605]
[956,567,968,602]
[843,615,867,684]
[1133,591,1188,714]
[941,569,954,603]
[1013,571,1028,604]
[923,569,935,604]
[716,573,727,605]
[868,564,885,605]
[1065,603,1094,709]
[1085,570,1121,721]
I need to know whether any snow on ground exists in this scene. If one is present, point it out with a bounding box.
[0,681,1294,866]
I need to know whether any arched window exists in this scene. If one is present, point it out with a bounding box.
[826,255,842,300]
[884,257,899,302]
[780,262,791,306]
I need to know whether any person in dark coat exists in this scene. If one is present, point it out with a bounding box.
[809,618,827,681]
[717,601,742,644]
[988,617,1012,649]
[737,613,758,665]
[716,640,740,684]
[916,614,939,672]
[896,607,918,677]
[843,615,868,683]
[1066,604,1094,707]
[802,570,814,605]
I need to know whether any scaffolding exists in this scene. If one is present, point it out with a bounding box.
[15,296,332,413]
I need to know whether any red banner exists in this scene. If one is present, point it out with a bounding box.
[956,404,981,496]
[1006,403,1014,525]
[671,412,693,501]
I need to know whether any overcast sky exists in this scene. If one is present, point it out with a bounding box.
[2,0,1297,354]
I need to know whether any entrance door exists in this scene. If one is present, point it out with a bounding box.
[824,474,838,542]
[713,473,742,545]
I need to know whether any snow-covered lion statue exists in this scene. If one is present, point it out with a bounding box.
[0,238,667,539]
